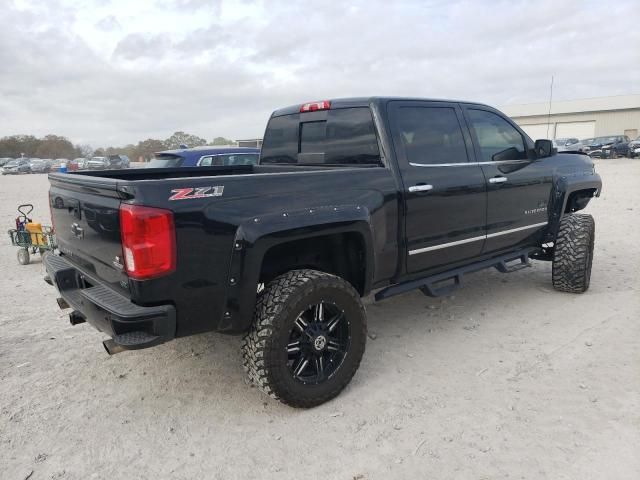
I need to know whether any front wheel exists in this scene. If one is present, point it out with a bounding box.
[17,248,30,265]
[242,269,367,408]
[552,214,595,293]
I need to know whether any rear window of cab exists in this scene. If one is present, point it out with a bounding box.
[260,107,381,165]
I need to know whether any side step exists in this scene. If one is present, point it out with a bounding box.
[375,248,536,301]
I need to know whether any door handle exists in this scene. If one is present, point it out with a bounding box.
[408,184,434,193]
[489,176,508,184]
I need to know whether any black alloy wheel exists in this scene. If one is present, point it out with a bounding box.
[286,301,350,385]
[242,269,367,408]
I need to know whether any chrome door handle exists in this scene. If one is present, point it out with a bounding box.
[408,184,434,193]
[489,176,507,184]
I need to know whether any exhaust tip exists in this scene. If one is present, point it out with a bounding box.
[69,311,86,325]
[103,339,126,355]
[57,297,70,310]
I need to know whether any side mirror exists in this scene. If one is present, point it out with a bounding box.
[534,139,554,158]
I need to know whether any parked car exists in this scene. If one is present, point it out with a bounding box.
[44,96,602,408]
[628,136,640,158]
[148,146,260,168]
[47,159,65,171]
[29,158,51,173]
[585,135,630,158]
[553,138,585,152]
[0,157,14,167]
[2,158,31,174]
[69,158,88,171]
[87,156,109,170]
[107,154,130,169]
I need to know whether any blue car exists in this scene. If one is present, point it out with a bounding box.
[148,146,260,168]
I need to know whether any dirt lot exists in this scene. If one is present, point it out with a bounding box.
[1,160,639,480]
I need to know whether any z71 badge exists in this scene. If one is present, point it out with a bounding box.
[169,186,224,201]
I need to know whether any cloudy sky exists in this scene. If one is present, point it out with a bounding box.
[1,0,639,147]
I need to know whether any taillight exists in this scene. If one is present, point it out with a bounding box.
[119,204,176,280]
[300,100,331,112]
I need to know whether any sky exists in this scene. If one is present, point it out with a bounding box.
[1,0,639,148]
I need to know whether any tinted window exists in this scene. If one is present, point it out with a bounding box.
[467,109,527,162]
[200,154,259,166]
[393,107,468,165]
[261,107,381,165]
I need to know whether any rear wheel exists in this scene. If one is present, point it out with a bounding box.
[17,248,30,265]
[242,269,367,408]
[552,214,595,293]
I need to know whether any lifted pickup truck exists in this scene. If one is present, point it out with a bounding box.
[45,97,601,407]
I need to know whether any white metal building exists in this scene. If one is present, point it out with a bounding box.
[501,94,640,141]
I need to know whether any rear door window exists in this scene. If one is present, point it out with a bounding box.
[391,106,469,165]
[261,107,381,165]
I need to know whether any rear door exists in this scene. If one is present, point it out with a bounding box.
[463,107,552,254]
[388,101,487,274]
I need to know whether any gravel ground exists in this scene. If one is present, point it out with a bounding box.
[1,160,639,480]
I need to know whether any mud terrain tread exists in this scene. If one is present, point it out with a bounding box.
[242,269,366,408]
[552,214,595,293]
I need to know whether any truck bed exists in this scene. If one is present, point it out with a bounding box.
[64,163,378,181]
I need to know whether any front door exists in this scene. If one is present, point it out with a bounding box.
[463,107,553,253]
[388,101,487,274]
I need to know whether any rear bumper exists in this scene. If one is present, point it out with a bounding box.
[44,253,176,351]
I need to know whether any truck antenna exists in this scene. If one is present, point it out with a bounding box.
[546,75,554,139]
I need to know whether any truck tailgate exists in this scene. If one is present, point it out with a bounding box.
[49,174,129,295]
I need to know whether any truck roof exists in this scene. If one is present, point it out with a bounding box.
[271,96,493,117]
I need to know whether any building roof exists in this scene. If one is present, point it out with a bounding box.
[501,94,640,118]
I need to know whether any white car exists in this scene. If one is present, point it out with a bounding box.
[553,138,585,152]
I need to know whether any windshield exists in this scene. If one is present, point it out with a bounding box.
[596,136,617,144]
[147,154,183,168]
[90,157,107,162]
[5,160,19,166]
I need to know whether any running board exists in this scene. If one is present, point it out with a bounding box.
[375,248,537,301]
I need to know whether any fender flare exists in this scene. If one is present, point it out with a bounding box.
[546,172,602,242]
[218,204,375,333]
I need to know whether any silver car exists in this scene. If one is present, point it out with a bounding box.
[553,138,585,152]
[28,158,51,173]
[87,156,109,170]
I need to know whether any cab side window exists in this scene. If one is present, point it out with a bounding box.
[467,109,527,162]
[394,106,468,165]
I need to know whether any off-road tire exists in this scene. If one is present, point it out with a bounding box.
[242,269,367,408]
[552,214,595,293]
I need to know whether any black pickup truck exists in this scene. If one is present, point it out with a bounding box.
[45,97,601,407]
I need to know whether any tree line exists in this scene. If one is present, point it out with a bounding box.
[0,132,236,161]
